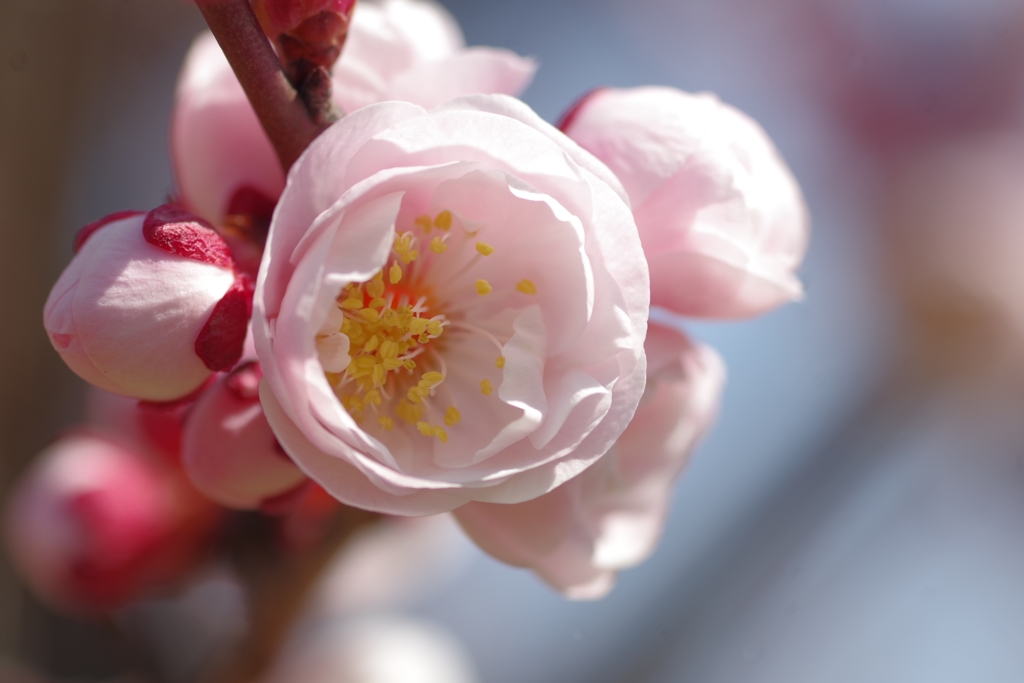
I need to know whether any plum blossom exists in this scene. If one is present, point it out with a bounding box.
[4,433,219,613]
[43,205,252,402]
[172,0,536,226]
[253,94,649,518]
[181,361,308,509]
[561,86,809,319]
[455,323,724,598]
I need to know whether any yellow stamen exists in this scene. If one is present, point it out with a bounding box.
[476,279,493,296]
[421,371,445,387]
[360,308,380,323]
[396,399,423,424]
[389,263,402,284]
[340,298,363,310]
[378,415,394,431]
[434,210,452,230]
[516,279,537,295]
[433,426,449,443]
[363,335,380,353]
[367,273,385,299]
[415,215,433,233]
[495,356,505,369]
[480,379,493,396]
[400,250,418,264]
[444,406,461,426]
[416,422,434,437]
[475,242,495,256]
[430,237,448,254]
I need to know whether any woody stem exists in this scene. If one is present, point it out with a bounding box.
[193,0,326,172]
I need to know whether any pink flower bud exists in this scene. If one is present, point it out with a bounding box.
[561,87,809,319]
[4,433,221,613]
[182,362,307,509]
[44,205,252,402]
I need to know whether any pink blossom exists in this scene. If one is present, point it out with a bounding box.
[561,87,809,319]
[171,0,535,225]
[4,433,220,613]
[43,205,251,402]
[253,95,649,519]
[454,323,723,598]
[181,362,308,509]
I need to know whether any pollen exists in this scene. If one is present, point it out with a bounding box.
[433,426,449,443]
[430,237,448,254]
[378,415,395,431]
[475,242,495,256]
[495,356,505,369]
[389,263,402,284]
[444,406,461,426]
[415,214,433,233]
[516,279,537,295]
[417,421,434,437]
[476,279,493,296]
[480,379,493,396]
[434,210,453,230]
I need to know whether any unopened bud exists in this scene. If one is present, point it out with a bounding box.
[182,362,307,509]
[44,205,252,402]
[4,433,221,613]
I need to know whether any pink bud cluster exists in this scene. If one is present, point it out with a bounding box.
[16,0,809,612]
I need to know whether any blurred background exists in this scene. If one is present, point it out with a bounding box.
[4,0,1024,680]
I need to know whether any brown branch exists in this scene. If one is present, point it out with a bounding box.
[194,0,326,172]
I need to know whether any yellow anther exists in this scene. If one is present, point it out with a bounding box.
[371,364,385,387]
[480,379,493,396]
[389,263,402,284]
[433,426,449,443]
[444,406,461,427]
[364,390,382,407]
[360,308,380,323]
[396,399,423,424]
[368,297,387,310]
[403,359,417,370]
[382,309,399,327]
[400,250,418,264]
[416,421,434,437]
[495,356,505,369]
[415,215,433,233]
[340,298,364,310]
[421,371,445,387]
[516,279,537,295]
[475,242,495,256]
[430,237,448,254]
[382,358,404,371]
[367,274,385,299]
[378,415,395,431]
[426,320,444,337]
[406,386,429,404]
[434,210,452,230]
[363,336,380,353]
[418,333,430,344]
[409,318,428,336]
[476,279,493,296]
[379,340,399,359]
[394,233,412,253]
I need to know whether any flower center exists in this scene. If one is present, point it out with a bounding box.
[319,209,538,444]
